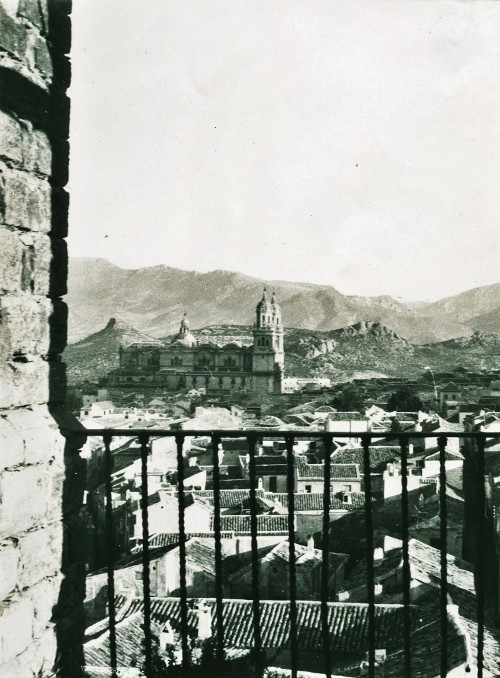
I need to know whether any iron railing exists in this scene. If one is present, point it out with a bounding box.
[70,427,497,678]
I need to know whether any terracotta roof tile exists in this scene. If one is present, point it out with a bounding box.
[297,460,360,480]
[217,514,290,535]
[125,598,413,653]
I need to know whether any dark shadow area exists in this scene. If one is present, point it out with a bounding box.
[41,1,87,676]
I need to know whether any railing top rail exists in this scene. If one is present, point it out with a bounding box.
[60,427,496,439]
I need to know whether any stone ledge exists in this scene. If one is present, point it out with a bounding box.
[0,463,63,535]
[0,595,34,663]
[0,358,67,409]
[0,162,51,231]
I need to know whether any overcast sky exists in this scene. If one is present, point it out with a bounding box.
[68,0,500,302]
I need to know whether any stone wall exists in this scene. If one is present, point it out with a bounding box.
[0,1,74,676]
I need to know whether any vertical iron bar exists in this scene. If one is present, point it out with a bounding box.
[321,434,333,678]
[399,435,411,677]
[211,433,224,662]
[438,435,448,678]
[285,434,298,678]
[139,433,152,677]
[175,433,189,665]
[362,435,375,678]
[477,433,486,678]
[247,433,262,668]
[103,433,117,677]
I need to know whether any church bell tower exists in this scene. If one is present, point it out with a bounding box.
[252,289,284,394]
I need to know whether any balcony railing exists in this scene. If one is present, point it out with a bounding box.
[67,427,498,678]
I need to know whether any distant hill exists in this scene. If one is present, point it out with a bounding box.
[64,318,500,385]
[67,258,500,345]
[64,318,159,384]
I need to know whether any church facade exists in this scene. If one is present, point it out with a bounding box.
[112,290,284,395]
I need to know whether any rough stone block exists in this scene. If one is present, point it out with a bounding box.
[31,575,61,638]
[17,523,62,588]
[0,227,23,294]
[0,596,34,662]
[0,2,27,61]
[1,1,20,19]
[0,227,54,296]
[17,0,44,30]
[0,110,22,165]
[2,407,65,467]
[0,415,24,470]
[21,123,52,176]
[32,232,53,296]
[0,539,20,599]
[0,357,50,409]
[33,34,53,80]
[0,464,53,534]
[0,167,51,231]
[0,295,52,359]
[23,625,57,676]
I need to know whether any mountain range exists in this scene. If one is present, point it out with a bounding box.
[64,317,500,385]
[67,258,500,344]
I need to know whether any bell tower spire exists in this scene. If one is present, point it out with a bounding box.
[253,289,284,394]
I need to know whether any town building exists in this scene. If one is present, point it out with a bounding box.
[112,289,285,395]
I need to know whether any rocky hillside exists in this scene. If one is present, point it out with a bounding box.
[64,318,159,384]
[64,319,500,385]
[66,258,500,344]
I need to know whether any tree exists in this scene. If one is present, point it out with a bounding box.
[330,385,364,412]
[386,388,423,412]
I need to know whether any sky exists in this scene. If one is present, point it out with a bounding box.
[68,0,500,302]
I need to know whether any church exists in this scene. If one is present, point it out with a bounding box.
[113,290,285,395]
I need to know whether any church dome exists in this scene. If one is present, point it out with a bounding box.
[256,288,272,315]
[171,314,197,347]
[172,333,197,348]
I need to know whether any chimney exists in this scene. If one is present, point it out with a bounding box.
[307,535,315,552]
[197,600,212,640]
[360,649,386,677]
[159,620,175,651]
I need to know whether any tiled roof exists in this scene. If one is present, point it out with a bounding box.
[272,492,366,511]
[192,489,256,507]
[148,532,234,548]
[342,593,470,678]
[224,540,348,580]
[327,412,366,421]
[331,446,400,472]
[424,449,464,461]
[296,460,360,480]
[125,598,413,653]
[84,611,146,669]
[192,490,366,512]
[408,539,474,592]
[217,514,290,535]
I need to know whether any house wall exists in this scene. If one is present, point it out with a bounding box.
[295,511,349,543]
[0,2,75,676]
[258,473,288,493]
[133,502,212,540]
[296,479,362,494]
[229,554,340,600]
